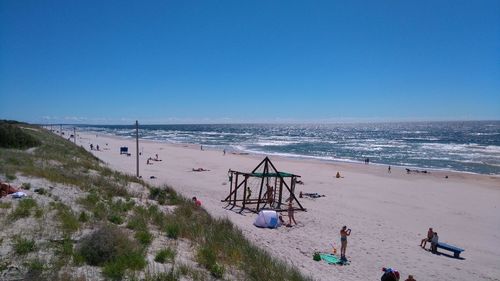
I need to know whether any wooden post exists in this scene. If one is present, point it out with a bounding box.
[233,174,239,207]
[256,161,268,212]
[136,120,139,178]
[73,127,76,144]
[278,177,283,209]
[242,175,248,211]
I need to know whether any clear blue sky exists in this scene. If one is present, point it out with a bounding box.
[1,0,499,124]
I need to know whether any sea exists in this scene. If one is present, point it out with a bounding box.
[75,121,500,175]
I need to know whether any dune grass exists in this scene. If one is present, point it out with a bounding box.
[14,237,36,255]
[0,123,312,281]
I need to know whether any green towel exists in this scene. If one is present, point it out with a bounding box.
[319,253,349,265]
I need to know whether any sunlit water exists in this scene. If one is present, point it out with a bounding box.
[76,121,500,175]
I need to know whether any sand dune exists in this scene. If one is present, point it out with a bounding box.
[76,131,500,281]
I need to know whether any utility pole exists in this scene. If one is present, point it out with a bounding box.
[136,120,139,178]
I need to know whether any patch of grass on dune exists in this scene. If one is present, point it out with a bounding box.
[159,196,312,281]
[9,198,38,220]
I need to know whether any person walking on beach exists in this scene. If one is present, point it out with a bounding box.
[287,201,297,227]
[223,149,226,155]
[388,166,391,173]
[420,227,433,249]
[340,226,351,259]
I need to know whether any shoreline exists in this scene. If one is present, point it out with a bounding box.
[80,130,500,179]
[70,129,500,281]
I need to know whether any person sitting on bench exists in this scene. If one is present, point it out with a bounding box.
[420,227,433,249]
[431,232,439,253]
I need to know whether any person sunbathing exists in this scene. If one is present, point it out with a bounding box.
[192,168,210,172]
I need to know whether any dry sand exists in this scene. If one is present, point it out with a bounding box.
[75,131,500,281]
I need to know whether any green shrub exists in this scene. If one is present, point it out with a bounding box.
[210,262,225,279]
[77,225,146,278]
[165,223,179,239]
[78,211,89,222]
[108,214,124,225]
[0,122,41,149]
[14,237,36,255]
[135,230,153,246]
[154,248,176,263]
[102,250,147,280]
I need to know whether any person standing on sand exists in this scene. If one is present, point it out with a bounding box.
[287,201,297,227]
[388,166,391,173]
[340,226,351,259]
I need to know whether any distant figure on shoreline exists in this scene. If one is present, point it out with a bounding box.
[340,226,351,259]
[336,172,343,178]
[200,145,203,151]
[90,144,93,150]
[223,149,226,155]
[388,166,391,173]
[96,144,99,151]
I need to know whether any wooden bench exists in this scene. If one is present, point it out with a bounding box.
[436,242,464,258]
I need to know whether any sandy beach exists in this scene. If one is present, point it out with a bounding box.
[75,131,500,281]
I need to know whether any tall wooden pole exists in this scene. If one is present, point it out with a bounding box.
[136,120,139,178]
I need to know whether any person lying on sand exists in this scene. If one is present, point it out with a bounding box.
[192,168,210,172]
[301,192,325,199]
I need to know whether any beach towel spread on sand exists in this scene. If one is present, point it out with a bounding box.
[319,253,349,265]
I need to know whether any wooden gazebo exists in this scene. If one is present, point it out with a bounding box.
[222,157,306,213]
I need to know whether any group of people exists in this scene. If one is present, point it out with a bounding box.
[146,154,162,165]
[337,226,417,280]
[89,143,99,151]
[420,227,439,253]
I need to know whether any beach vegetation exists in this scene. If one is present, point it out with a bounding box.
[144,271,179,281]
[14,237,36,255]
[0,201,12,209]
[77,225,146,279]
[78,211,89,222]
[0,121,41,149]
[24,258,45,280]
[54,202,80,234]
[135,230,153,246]
[154,247,176,263]
[108,213,124,225]
[9,198,37,220]
[0,122,313,281]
